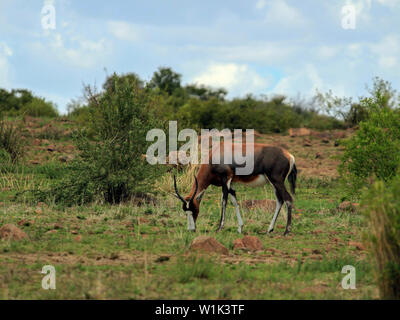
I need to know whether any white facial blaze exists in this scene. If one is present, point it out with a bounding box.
[187,213,196,231]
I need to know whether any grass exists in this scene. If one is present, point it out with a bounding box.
[0,117,378,299]
[0,170,377,299]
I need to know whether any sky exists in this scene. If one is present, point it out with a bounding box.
[0,0,400,113]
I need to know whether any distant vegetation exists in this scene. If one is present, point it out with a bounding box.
[0,88,59,118]
[67,67,345,133]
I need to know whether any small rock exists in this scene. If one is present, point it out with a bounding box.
[303,140,312,147]
[53,223,63,230]
[138,217,149,224]
[0,224,29,241]
[35,208,43,215]
[234,236,263,251]
[322,138,330,144]
[74,235,82,242]
[45,230,58,235]
[333,131,347,139]
[349,241,365,251]
[289,128,311,137]
[155,256,170,263]
[315,152,323,159]
[71,230,79,235]
[190,236,229,255]
[110,253,119,260]
[46,145,57,152]
[338,201,357,212]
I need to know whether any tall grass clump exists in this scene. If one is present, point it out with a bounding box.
[362,176,400,299]
[36,72,165,205]
[0,119,25,163]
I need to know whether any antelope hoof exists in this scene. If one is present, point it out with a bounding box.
[268,228,274,234]
[283,230,290,236]
[237,226,242,234]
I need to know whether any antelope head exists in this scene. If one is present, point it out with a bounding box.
[173,176,205,231]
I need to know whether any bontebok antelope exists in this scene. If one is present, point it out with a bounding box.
[173,143,297,235]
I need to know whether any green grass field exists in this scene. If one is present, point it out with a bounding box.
[0,172,377,299]
[0,118,377,299]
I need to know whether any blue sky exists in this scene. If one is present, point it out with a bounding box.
[0,0,400,113]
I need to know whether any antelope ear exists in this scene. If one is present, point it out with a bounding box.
[196,190,206,203]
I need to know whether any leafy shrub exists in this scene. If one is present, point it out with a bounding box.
[0,120,24,163]
[362,175,400,299]
[37,73,165,205]
[339,105,400,195]
[339,81,400,195]
[0,88,58,118]
[20,97,59,117]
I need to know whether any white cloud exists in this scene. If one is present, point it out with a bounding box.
[263,0,307,28]
[0,42,13,88]
[30,32,110,69]
[107,21,140,42]
[273,64,323,96]
[192,62,271,96]
[377,0,400,7]
[255,0,267,10]
[316,45,339,59]
[370,34,400,69]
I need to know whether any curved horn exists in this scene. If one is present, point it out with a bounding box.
[189,176,199,203]
[173,175,186,204]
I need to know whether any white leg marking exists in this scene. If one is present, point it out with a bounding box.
[230,194,243,233]
[227,178,233,190]
[268,199,282,233]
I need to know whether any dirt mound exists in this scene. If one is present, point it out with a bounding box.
[241,199,276,212]
[190,236,229,255]
[289,128,311,137]
[233,236,263,251]
[0,224,28,241]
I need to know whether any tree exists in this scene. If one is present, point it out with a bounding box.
[149,67,182,95]
[39,73,165,205]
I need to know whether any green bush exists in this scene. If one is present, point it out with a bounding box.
[36,73,165,205]
[0,88,58,118]
[0,120,25,163]
[20,97,59,117]
[339,95,400,195]
[362,175,400,299]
